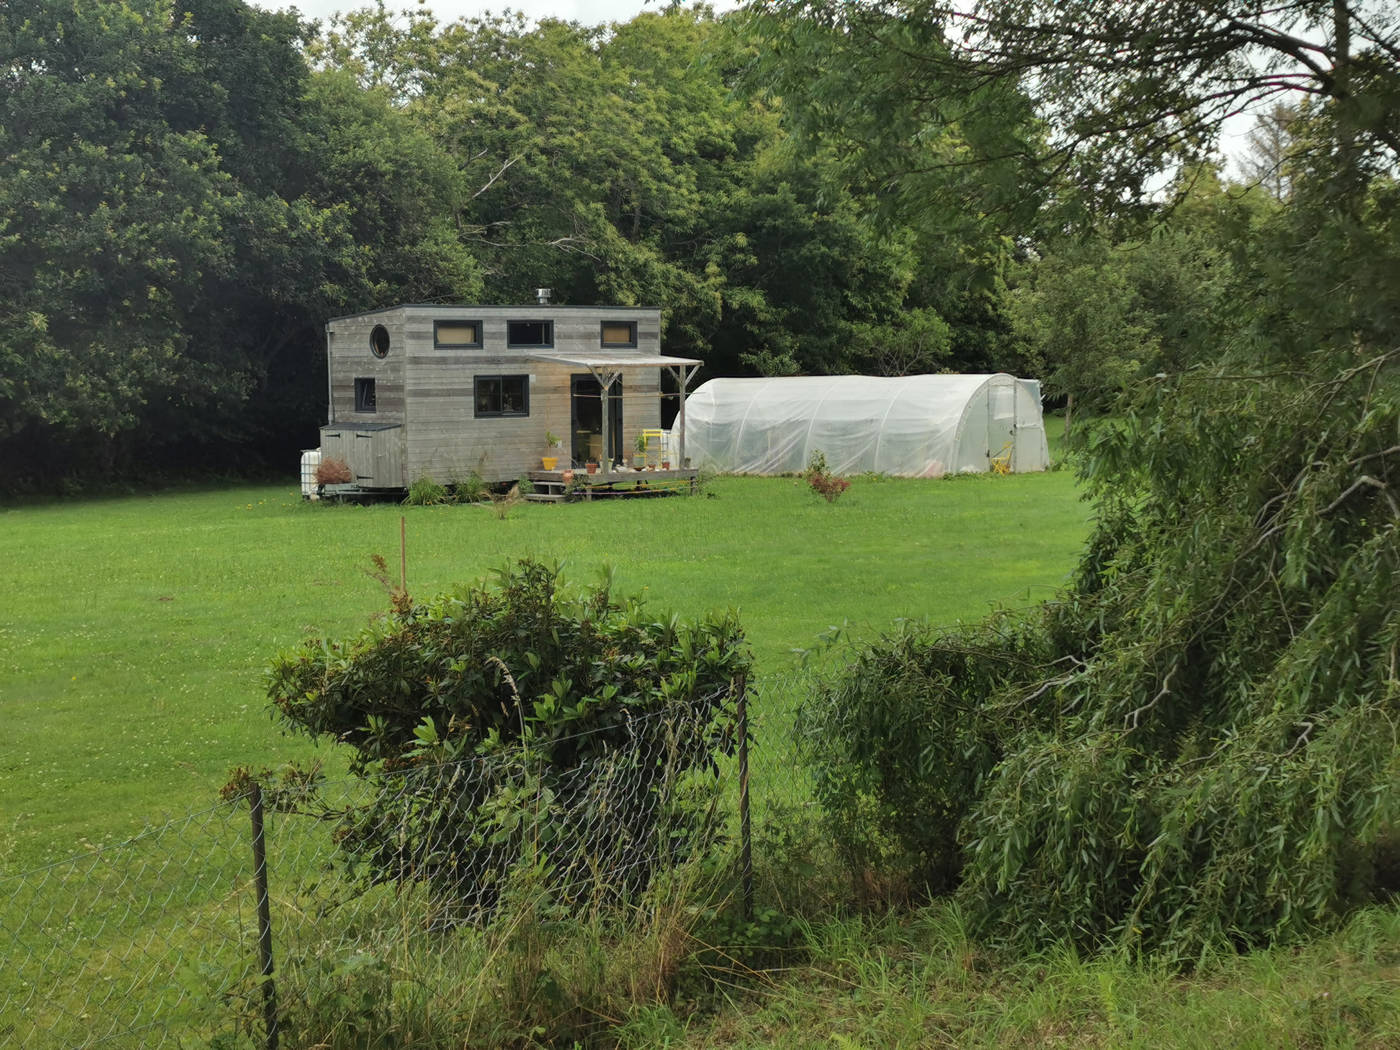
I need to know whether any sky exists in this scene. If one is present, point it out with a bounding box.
[252,0,718,28]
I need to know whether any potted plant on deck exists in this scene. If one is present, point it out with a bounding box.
[541,430,562,471]
[633,433,648,470]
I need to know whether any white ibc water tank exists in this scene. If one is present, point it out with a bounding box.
[300,448,322,500]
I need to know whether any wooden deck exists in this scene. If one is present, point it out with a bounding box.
[524,466,698,502]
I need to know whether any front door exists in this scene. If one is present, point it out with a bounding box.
[571,374,623,465]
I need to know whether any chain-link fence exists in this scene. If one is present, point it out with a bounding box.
[3,697,759,1049]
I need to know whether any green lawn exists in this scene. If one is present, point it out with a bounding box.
[7,445,1400,1050]
[0,466,1090,873]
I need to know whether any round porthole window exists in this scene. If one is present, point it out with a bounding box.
[370,324,391,358]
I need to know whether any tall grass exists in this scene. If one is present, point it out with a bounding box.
[651,904,1400,1049]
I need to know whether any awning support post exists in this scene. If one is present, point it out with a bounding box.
[669,364,698,469]
[590,367,622,469]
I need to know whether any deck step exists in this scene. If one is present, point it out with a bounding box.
[523,492,569,503]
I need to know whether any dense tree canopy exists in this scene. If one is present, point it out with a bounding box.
[0,0,487,487]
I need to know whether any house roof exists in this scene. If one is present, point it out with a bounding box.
[326,303,663,323]
[527,351,702,369]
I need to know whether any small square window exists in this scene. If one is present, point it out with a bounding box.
[434,320,482,348]
[354,377,376,413]
[474,375,530,417]
[601,321,637,348]
[507,320,553,348]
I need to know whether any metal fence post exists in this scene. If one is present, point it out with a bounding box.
[737,676,753,923]
[249,784,279,1050]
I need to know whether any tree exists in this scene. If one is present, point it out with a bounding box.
[0,0,493,489]
[0,0,290,479]
[1240,101,1303,201]
[743,0,1400,217]
[310,6,939,378]
[1009,200,1235,434]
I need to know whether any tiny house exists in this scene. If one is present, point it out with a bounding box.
[319,299,702,489]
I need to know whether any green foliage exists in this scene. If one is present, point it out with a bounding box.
[449,470,490,503]
[798,618,1048,901]
[806,177,1400,960]
[1007,166,1262,420]
[403,475,448,506]
[0,0,482,492]
[267,559,750,916]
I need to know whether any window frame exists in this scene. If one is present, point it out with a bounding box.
[600,320,638,349]
[473,374,531,418]
[354,377,377,413]
[433,319,483,349]
[369,324,391,358]
[506,319,554,349]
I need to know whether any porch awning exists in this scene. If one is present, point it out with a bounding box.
[526,351,702,369]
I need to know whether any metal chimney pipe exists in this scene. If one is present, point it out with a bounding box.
[536,288,552,304]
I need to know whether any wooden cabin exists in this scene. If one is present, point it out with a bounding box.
[319,299,702,490]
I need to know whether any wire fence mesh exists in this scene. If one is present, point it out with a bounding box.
[1,801,258,1048]
[2,699,753,1049]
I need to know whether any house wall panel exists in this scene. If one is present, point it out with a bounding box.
[326,305,673,486]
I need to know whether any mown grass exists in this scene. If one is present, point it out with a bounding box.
[0,463,1088,873]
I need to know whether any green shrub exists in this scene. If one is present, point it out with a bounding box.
[449,471,489,503]
[266,559,751,920]
[404,474,448,506]
[798,616,1048,903]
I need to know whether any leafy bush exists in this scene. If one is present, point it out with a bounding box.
[806,350,1400,961]
[808,471,850,502]
[804,448,850,502]
[805,304,1400,959]
[267,559,750,919]
[798,616,1049,902]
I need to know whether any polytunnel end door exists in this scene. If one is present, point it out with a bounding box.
[987,380,1017,473]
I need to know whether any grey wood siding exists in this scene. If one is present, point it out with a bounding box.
[325,305,670,486]
[327,307,407,426]
[320,425,405,488]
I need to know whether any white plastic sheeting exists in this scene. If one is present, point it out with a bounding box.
[678,373,1049,477]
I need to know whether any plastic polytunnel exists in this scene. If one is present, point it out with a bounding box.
[676,373,1049,477]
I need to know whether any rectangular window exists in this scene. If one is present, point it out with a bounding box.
[434,319,482,348]
[354,377,376,413]
[600,320,637,348]
[474,375,530,417]
[506,320,553,348]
